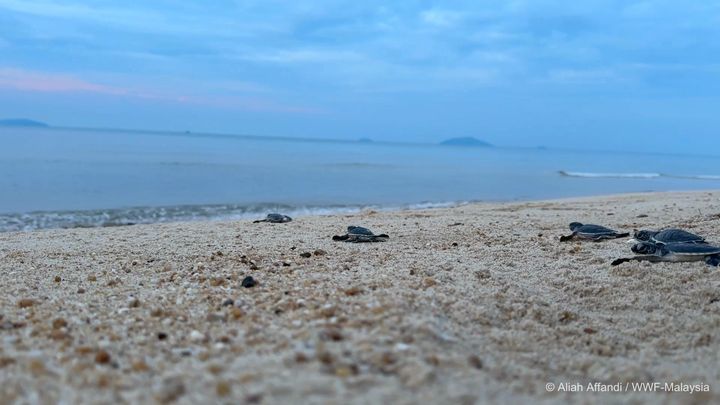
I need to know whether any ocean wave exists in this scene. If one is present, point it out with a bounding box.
[674,174,720,180]
[558,171,662,179]
[559,171,720,180]
[319,162,397,169]
[0,201,468,233]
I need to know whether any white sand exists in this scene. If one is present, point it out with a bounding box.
[1,191,719,404]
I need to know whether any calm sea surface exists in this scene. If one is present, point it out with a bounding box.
[1,127,718,231]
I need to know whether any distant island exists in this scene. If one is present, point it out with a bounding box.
[0,118,49,127]
[440,137,492,147]
[357,137,373,143]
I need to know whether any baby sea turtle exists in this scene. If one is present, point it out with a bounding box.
[560,222,630,242]
[253,213,292,224]
[630,228,706,245]
[612,242,720,266]
[332,226,389,243]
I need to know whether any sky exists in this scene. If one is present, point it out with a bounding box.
[1,0,719,152]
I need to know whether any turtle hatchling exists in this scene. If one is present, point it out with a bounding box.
[630,228,706,245]
[253,213,292,223]
[612,241,720,267]
[332,226,389,243]
[560,222,630,242]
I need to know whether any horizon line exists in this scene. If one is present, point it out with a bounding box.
[1,119,719,160]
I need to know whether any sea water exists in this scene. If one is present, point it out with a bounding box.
[1,127,718,231]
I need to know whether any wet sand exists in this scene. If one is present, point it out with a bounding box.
[1,191,719,404]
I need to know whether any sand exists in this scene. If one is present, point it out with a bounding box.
[1,191,720,404]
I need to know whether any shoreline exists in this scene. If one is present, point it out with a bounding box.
[1,190,719,403]
[3,189,720,234]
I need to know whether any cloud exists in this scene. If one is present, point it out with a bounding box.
[0,67,322,114]
[420,9,465,27]
[0,67,127,94]
[543,68,624,84]
[182,95,324,114]
[0,0,278,38]
[238,49,364,64]
[2,0,720,132]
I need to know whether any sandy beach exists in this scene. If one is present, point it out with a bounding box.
[1,191,719,404]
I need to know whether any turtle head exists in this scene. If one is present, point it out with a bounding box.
[631,241,658,254]
[633,230,657,242]
[569,222,583,231]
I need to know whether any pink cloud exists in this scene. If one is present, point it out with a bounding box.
[0,68,127,95]
[0,67,324,114]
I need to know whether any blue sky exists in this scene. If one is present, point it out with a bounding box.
[1,1,719,152]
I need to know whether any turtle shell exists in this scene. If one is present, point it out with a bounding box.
[652,229,705,244]
[347,226,375,235]
[575,224,617,236]
[266,213,292,223]
[663,243,720,256]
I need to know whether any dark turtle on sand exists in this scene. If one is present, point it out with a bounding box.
[253,213,292,223]
[612,242,720,267]
[630,228,706,245]
[560,222,630,242]
[332,226,389,243]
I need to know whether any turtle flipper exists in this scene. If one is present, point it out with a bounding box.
[333,234,350,241]
[611,255,661,266]
[253,219,267,223]
[591,232,631,241]
[611,257,632,266]
[705,255,720,267]
[559,232,576,242]
[344,234,389,243]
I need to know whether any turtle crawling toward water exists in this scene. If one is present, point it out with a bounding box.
[253,213,292,223]
[630,228,706,245]
[560,222,630,242]
[333,226,389,243]
[612,242,720,266]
